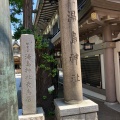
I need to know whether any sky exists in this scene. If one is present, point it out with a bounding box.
[11,0,37,35]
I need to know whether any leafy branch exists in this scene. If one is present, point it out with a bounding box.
[35,35,57,78]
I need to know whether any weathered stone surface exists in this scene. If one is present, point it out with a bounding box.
[19,115,43,120]
[78,99,98,114]
[21,34,36,115]
[0,0,18,120]
[54,98,99,120]
[54,98,79,116]
[63,114,85,120]
[86,112,98,120]
[19,107,45,120]
[54,98,98,117]
[58,0,83,104]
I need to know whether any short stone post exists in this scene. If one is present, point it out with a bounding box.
[19,34,45,120]
[54,0,99,120]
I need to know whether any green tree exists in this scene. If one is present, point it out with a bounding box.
[10,0,58,116]
[35,35,58,115]
[9,0,33,38]
[9,0,23,24]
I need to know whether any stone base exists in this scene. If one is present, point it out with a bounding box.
[104,101,118,106]
[54,97,99,120]
[18,107,45,120]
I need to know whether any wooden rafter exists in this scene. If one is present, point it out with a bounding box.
[78,0,120,40]
[91,12,104,26]
[34,0,58,33]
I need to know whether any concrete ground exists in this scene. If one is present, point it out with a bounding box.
[16,74,120,120]
[85,95,120,120]
[58,85,120,120]
[15,74,22,109]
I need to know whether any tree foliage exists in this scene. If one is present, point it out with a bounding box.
[10,0,58,115]
[9,0,23,24]
[9,0,34,38]
[13,24,34,40]
[35,35,58,115]
[13,23,24,40]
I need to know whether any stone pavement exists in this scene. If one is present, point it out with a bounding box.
[58,85,120,120]
[85,95,120,120]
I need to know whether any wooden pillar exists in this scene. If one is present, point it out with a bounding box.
[58,0,83,104]
[103,24,117,103]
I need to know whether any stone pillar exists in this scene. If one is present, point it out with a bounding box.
[19,34,44,120]
[54,98,99,120]
[103,24,117,103]
[58,0,83,104]
[21,35,36,115]
[54,1,99,120]
[0,0,18,120]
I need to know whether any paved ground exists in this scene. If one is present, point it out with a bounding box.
[85,95,120,120]
[16,75,120,120]
[15,74,22,109]
[58,85,120,120]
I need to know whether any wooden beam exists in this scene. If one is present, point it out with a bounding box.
[93,7,120,18]
[91,12,104,26]
[79,22,99,32]
[91,0,120,11]
[79,24,120,40]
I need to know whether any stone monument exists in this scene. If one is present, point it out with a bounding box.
[0,0,18,120]
[54,0,99,119]
[19,34,44,120]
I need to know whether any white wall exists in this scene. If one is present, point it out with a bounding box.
[100,54,106,89]
[114,41,120,103]
[80,35,103,49]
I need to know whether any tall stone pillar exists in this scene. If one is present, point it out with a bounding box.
[54,1,99,120]
[58,0,83,104]
[103,24,117,103]
[0,0,18,120]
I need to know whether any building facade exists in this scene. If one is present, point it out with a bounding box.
[34,0,120,103]
[12,40,21,74]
